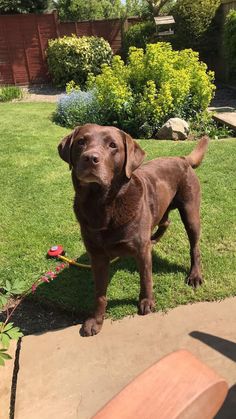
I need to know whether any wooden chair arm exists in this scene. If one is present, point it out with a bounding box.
[93,349,228,419]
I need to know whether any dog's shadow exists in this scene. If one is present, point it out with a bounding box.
[35,250,187,315]
[1,251,187,336]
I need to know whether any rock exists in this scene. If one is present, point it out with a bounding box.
[156,118,190,140]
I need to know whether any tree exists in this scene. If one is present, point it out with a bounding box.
[146,0,175,17]
[125,0,149,18]
[55,0,125,21]
[172,0,221,49]
[0,0,49,14]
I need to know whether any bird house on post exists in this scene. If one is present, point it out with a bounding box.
[154,15,175,37]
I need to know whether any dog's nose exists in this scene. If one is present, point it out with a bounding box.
[82,152,100,165]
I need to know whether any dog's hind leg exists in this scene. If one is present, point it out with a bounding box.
[151,212,171,244]
[179,202,203,288]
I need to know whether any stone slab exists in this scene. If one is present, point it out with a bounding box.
[0,341,17,419]
[212,111,236,132]
[14,298,236,419]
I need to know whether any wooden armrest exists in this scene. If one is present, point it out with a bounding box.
[93,349,228,419]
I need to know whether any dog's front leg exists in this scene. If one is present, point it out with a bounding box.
[136,243,155,315]
[82,254,110,337]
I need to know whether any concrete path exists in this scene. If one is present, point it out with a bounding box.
[209,106,236,132]
[209,86,236,132]
[21,85,64,103]
[3,297,235,419]
[0,341,17,419]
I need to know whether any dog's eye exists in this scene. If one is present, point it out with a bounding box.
[109,142,117,149]
[77,139,86,147]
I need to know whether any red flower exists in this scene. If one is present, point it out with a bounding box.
[41,276,50,283]
[31,284,38,293]
[46,271,54,277]
[45,271,57,279]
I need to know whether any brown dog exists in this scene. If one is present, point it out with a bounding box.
[58,124,209,336]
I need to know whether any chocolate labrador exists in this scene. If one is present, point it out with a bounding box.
[58,124,209,336]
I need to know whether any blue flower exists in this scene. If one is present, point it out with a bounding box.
[54,89,103,127]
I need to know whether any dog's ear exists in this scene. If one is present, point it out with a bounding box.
[122,131,145,179]
[58,126,81,169]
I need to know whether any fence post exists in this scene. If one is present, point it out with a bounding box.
[19,17,30,84]
[53,10,60,38]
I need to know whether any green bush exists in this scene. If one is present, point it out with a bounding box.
[122,21,156,58]
[46,35,113,87]
[189,111,233,139]
[87,43,215,137]
[224,10,236,82]
[171,0,221,53]
[0,86,22,102]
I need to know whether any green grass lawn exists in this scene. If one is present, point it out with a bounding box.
[0,102,236,320]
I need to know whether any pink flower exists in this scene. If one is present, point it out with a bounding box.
[31,284,38,293]
[40,276,50,283]
[45,271,57,279]
[56,266,61,272]
[46,271,54,277]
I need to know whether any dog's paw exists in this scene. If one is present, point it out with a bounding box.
[138,298,155,315]
[186,273,203,288]
[81,317,103,337]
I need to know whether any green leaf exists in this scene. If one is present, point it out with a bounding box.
[0,333,10,349]
[11,280,25,294]
[0,352,12,360]
[7,327,23,340]
[2,322,14,332]
[5,280,12,292]
[0,356,5,366]
[0,295,8,307]
[10,288,23,295]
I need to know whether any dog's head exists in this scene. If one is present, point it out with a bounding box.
[58,124,145,186]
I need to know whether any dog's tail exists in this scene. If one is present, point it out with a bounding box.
[185,136,209,169]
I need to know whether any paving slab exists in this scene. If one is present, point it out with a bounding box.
[13,297,236,419]
[0,341,17,419]
[211,108,236,132]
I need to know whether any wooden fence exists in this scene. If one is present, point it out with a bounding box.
[221,0,236,17]
[215,0,236,81]
[1,2,236,86]
[0,12,139,85]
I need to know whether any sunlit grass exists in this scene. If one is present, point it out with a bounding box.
[0,102,235,319]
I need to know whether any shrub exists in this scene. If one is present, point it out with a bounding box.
[53,89,102,127]
[55,43,215,137]
[65,80,80,94]
[224,10,236,82]
[122,21,156,59]
[189,111,233,139]
[171,0,221,56]
[46,35,113,87]
[87,43,215,137]
[0,85,22,102]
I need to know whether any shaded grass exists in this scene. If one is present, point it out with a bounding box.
[0,102,236,320]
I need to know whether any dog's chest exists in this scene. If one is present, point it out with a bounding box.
[81,219,141,258]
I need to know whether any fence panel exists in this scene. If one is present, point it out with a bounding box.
[221,0,236,17]
[57,18,123,53]
[0,13,58,84]
[0,13,138,85]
